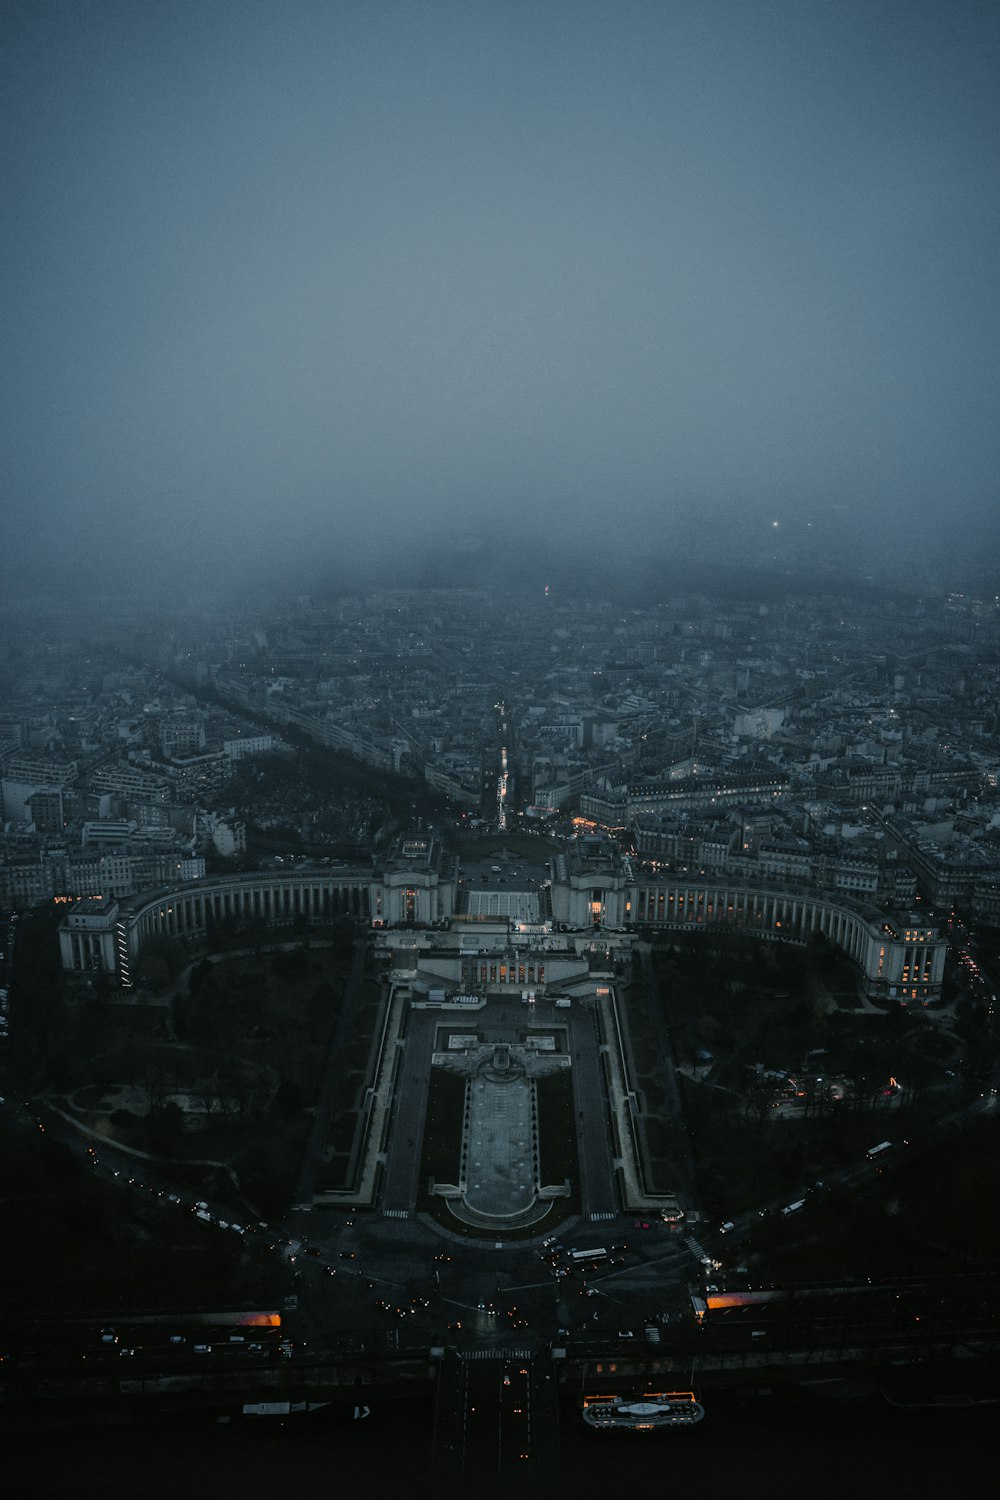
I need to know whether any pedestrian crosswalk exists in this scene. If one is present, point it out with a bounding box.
[460,1348,532,1361]
[589,1211,616,1221]
[383,1208,410,1218]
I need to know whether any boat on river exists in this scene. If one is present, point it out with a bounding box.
[582,1391,704,1431]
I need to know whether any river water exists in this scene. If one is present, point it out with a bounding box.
[5,1393,996,1500]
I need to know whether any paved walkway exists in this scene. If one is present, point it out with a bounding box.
[601,961,685,1218]
[295,935,370,1205]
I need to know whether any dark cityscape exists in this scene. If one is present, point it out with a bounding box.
[2,3,999,1497]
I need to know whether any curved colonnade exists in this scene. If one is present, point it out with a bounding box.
[113,869,371,986]
[629,880,943,1001]
[59,865,946,1003]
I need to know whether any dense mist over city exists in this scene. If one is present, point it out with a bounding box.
[3,11,1000,1474]
[3,0,999,604]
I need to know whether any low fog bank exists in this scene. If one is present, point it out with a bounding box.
[4,493,997,617]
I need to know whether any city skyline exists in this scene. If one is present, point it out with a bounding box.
[2,575,1000,1488]
[2,4,1000,1483]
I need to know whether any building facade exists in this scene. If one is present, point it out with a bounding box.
[56,834,947,1002]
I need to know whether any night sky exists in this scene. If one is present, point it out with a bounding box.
[3,0,998,597]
